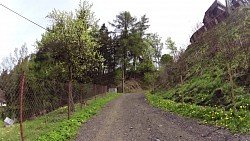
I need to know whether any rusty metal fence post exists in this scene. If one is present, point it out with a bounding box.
[102,85,105,95]
[68,80,71,120]
[94,84,96,100]
[80,84,83,109]
[101,85,103,95]
[19,71,25,141]
[105,86,107,95]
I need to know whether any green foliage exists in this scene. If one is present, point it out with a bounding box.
[110,11,158,78]
[1,3,164,88]
[157,7,250,111]
[0,93,120,141]
[98,24,115,75]
[146,93,250,133]
[34,1,103,82]
[160,54,173,67]
[157,69,250,109]
[152,9,250,133]
[147,33,163,67]
[165,37,177,57]
[144,72,158,90]
[37,93,120,141]
[114,69,123,85]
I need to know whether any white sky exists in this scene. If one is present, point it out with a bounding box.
[0,0,226,63]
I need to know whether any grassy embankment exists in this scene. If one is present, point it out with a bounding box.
[147,7,250,134]
[146,93,250,133]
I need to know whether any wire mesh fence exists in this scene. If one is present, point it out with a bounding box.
[0,71,107,140]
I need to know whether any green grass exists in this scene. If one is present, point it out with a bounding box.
[146,93,250,134]
[155,70,250,110]
[147,7,250,135]
[154,7,250,110]
[0,93,120,141]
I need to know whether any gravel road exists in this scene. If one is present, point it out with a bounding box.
[75,93,250,141]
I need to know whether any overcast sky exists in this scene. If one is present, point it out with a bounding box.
[0,0,226,62]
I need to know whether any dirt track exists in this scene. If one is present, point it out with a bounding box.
[75,93,250,141]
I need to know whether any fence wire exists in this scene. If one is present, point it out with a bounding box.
[0,72,107,140]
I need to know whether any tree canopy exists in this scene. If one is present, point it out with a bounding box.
[1,0,167,87]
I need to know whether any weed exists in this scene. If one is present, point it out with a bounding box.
[146,93,250,134]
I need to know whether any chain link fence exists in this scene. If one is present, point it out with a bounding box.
[0,72,107,140]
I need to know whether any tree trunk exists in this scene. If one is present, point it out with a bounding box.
[133,55,136,79]
[226,62,236,114]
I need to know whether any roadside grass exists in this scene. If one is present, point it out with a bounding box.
[0,92,120,141]
[146,93,250,134]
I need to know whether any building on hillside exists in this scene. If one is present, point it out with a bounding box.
[203,0,227,29]
[190,0,228,43]
[231,0,250,8]
[190,0,249,44]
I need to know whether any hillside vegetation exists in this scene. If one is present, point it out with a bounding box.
[156,7,250,113]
